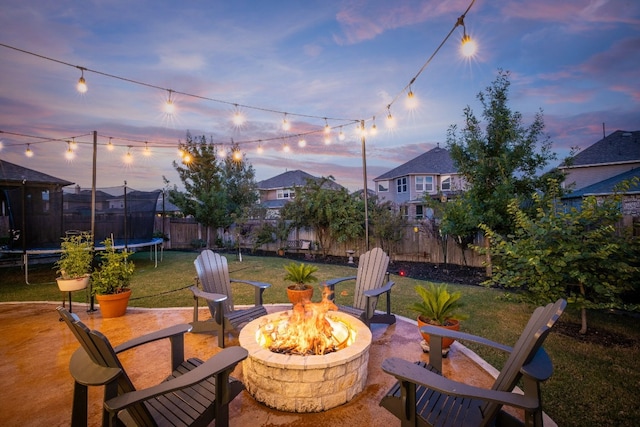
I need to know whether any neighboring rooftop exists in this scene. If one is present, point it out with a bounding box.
[0,159,73,187]
[561,130,640,168]
[257,169,343,190]
[374,146,457,181]
[563,167,640,199]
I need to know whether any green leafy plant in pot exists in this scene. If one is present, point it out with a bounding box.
[408,282,468,354]
[54,232,93,292]
[91,238,135,317]
[284,261,318,304]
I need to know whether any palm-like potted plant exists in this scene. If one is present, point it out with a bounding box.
[54,232,93,292]
[284,262,319,304]
[91,238,135,317]
[409,283,468,354]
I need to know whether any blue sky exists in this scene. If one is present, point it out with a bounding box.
[1,0,639,192]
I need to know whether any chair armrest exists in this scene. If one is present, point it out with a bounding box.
[103,346,249,413]
[114,324,193,353]
[324,276,357,288]
[229,279,272,289]
[420,325,513,354]
[521,348,553,382]
[69,349,122,387]
[363,280,395,298]
[382,357,539,411]
[188,286,228,303]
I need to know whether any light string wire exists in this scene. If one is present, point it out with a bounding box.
[0,0,476,153]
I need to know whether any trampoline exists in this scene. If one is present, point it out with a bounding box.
[1,237,164,284]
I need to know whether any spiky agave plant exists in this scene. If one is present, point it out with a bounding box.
[283,262,319,290]
[408,282,468,326]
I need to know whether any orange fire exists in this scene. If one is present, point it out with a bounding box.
[259,288,345,356]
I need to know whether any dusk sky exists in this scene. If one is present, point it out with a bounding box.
[1,0,639,192]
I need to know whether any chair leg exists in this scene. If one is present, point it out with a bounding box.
[71,382,88,427]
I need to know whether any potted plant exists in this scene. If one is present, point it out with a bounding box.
[408,283,468,355]
[284,262,318,304]
[54,232,93,292]
[91,238,135,318]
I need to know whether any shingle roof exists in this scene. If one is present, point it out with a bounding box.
[257,169,343,190]
[561,130,640,167]
[562,167,640,199]
[0,159,73,186]
[373,146,457,181]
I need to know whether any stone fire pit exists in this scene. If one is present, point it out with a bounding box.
[239,310,372,412]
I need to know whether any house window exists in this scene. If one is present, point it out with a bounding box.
[416,176,433,192]
[400,205,408,218]
[415,205,424,219]
[377,180,389,192]
[277,189,295,199]
[441,176,451,191]
[396,177,407,193]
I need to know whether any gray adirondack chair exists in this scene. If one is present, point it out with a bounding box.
[189,250,271,347]
[57,306,247,427]
[323,247,396,327]
[380,299,567,427]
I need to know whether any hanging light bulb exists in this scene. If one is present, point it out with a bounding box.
[164,90,175,114]
[256,142,264,154]
[25,144,34,157]
[370,117,378,136]
[324,134,332,145]
[107,137,115,151]
[405,87,419,110]
[283,143,290,153]
[282,113,291,131]
[232,105,246,126]
[298,138,306,148]
[461,32,477,57]
[65,142,75,160]
[177,147,185,158]
[324,119,331,135]
[69,137,77,150]
[124,146,133,164]
[338,127,345,141]
[143,141,152,157]
[76,68,87,93]
[182,152,192,163]
[218,145,227,158]
[386,107,396,129]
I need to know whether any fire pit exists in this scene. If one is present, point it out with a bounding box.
[239,308,372,412]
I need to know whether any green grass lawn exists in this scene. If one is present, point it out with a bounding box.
[1,249,639,426]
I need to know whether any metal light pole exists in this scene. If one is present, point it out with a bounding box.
[360,120,369,251]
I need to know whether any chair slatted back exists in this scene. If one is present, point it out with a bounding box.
[480,299,566,425]
[194,250,234,313]
[58,308,154,425]
[353,247,390,311]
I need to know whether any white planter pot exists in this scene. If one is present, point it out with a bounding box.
[56,275,90,292]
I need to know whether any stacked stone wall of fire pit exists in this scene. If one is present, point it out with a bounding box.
[239,311,373,412]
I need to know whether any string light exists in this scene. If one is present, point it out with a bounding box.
[256,141,264,154]
[282,113,291,131]
[232,148,243,162]
[25,144,33,157]
[69,137,77,150]
[217,145,227,158]
[370,117,378,136]
[107,137,114,151]
[143,141,151,156]
[324,119,331,134]
[386,107,396,129]
[405,87,418,110]
[232,105,246,127]
[338,127,345,141]
[164,90,175,115]
[124,146,133,164]
[182,152,192,163]
[76,67,87,93]
[324,134,332,145]
[282,142,290,153]
[65,142,75,160]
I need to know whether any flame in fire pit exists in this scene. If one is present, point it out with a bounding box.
[257,288,354,356]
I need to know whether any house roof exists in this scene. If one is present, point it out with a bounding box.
[0,159,73,187]
[562,167,640,199]
[257,169,343,190]
[373,146,457,181]
[561,130,640,168]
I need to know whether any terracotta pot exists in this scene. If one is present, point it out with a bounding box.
[417,317,460,350]
[286,285,314,305]
[56,275,90,292]
[96,289,132,318]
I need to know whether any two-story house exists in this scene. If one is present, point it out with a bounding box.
[257,169,344,219]
[373,146,464,220]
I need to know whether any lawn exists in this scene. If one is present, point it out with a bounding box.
[1,249,639,426]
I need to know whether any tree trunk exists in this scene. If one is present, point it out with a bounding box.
[484,235,492,277]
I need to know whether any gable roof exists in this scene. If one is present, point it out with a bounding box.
[561,130,640,168]
[562,167,640,199]
[257,169,343,190]
[0,159,73,187]
[374,146,457,181]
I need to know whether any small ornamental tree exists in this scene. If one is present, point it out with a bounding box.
[478,179,639,334]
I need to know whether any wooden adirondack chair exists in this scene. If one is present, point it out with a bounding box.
[189,250,271,348]
[57,307,247,427]
[323,247,396,327]
[380,299,566,427]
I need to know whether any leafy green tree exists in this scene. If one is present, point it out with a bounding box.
[281,176,362,256]
[446,69,556,236]
[369,199,406,254]
[478,180,639,334]
[164,132,258,247]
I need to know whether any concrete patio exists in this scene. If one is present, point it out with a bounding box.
[0,302,539,426]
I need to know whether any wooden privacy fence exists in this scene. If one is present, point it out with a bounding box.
[155,217,486,267]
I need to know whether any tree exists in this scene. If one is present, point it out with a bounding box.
[446,69,556,236]
[478,180,639,334]
[369,199,406,254]
[164,132,258,247]
[281,176,362,256]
